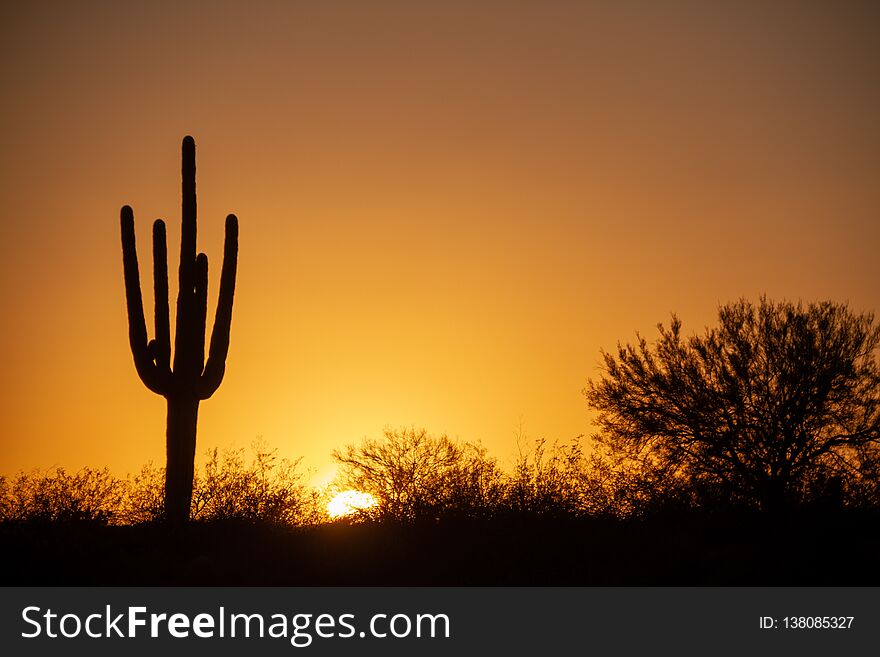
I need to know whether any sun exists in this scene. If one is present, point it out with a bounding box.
[327,490,378,519]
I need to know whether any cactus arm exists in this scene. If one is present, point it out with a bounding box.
[120,205,168,395]
[198,213,238,399]
[152,219,172,375]
[194,252,209,376]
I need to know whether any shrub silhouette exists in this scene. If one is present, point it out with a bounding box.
[0,467,126,524]
[118,444,324,526]
[0,444,322,527]
[503,436,672,518]
[507,437,590,516]
[333,428,632,520]
[121,463,166,524]
[120,136,239,524]
[191,444,323,524]
[585,298,880,512]
[1,433,877,535]
[334,427,505,522]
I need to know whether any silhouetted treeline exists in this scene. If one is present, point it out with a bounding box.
[0,444,323,526]
[2,297,879,584]
[3,429,879,588]
[3,427,878,529]
[334,426,879,523]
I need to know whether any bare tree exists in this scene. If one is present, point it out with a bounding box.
[585,298,880,512]
[333,427,503,521]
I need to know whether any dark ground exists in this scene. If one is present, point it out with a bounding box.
[2,510,878,585]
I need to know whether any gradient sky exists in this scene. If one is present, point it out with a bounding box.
[1,1,878,482]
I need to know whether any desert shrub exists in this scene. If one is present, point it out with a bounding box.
[0,467,126,524]
[190,443,316,525]
[120,462,166,524]
[120,443,324,525]
[335,428,679,521]
[505,438,590,516]
[443,442,508,518]
[502,436,737,518]
[334,427,506,522]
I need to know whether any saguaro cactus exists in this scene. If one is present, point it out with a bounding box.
[120,136,239,523]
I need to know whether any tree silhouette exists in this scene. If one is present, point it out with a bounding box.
[120,136,239,524]
[585,298,880,512]
[333,427,504,521]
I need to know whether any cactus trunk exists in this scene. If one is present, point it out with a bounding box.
[120,136,238,524]
[165,397,200,524]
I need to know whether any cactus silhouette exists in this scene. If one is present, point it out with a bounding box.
[120,136,239,523]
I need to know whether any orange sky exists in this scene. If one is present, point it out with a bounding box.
[1,2,879,482]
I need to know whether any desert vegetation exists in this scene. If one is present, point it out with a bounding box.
[0,443,321,527]
[2,419,877,527]
[2,298,878,585]
[2,429,877,586]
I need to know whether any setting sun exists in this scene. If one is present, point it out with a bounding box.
[327,490,378,519]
